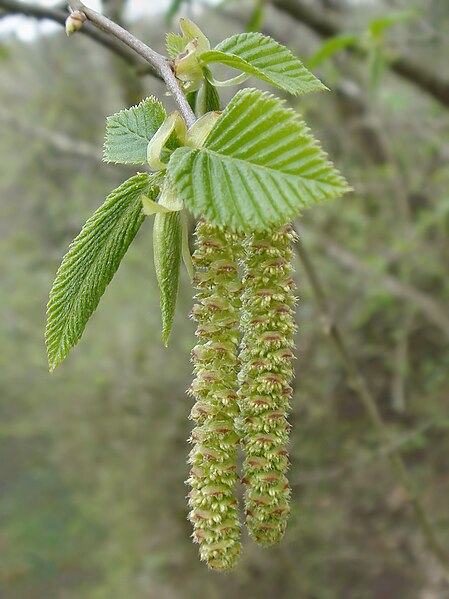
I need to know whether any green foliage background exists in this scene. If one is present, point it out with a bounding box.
[1,1,449,597]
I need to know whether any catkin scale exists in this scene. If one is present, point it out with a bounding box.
[238,224,297,546]
[187,219,243,570]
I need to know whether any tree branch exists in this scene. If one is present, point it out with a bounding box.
[272,0,449,110]
[309,232,449,338]
[0,0,67,24]
[0,0,157,74]
[294,417,439,487]
[294,233,449,576]
[67,0,195,127]
[0,106,101,161]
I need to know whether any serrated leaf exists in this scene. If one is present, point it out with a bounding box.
[103,97,166,165]
[167,88,350,232]
[166,31,186,58]
[153,210,182,345]
[200,32,326,96]
[46,173,159,371]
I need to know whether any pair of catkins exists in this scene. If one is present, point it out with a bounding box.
[187,218,297,570]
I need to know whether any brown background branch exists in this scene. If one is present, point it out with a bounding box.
[272,0,449,110]
[294,235,449,574]
[0,0,158,76]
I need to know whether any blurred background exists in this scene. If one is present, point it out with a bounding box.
[1,0,449,597]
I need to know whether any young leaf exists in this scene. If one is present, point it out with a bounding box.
[195,71,221,116]
[46,173,159,371]
[167,88,350,232]
[246,0,265,32]
[181,211,194,282]
[200,32,326,96]
[153,210,182,346]
[147,112,186,170]
[307,34,358,69]
[368,10,418,39]
[103,97,166,165]
[166,31,186,58]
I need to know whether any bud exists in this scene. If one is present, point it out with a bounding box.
[65,10,86,36]
[179,18,211,54]
[172,20,211,93]
[238,224,297,546]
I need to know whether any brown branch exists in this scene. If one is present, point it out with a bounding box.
[294,233,449,576]
[0,0,193,115]
[67,0,195,127]
[294,417,439,486]
[0,0,159,78]
[0,0,67,23]
[309,233,449,338]
[272,0,449,110]
[0,106,101,161]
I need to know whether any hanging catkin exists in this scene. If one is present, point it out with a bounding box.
[187,219,243,569]
[238,223,297,546]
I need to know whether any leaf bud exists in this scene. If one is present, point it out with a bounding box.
[65,11,86,36]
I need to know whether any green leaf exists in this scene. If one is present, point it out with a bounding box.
[46,173,158,371]
[200,32,326,96]
[103,97,166,165]
[195,71,221,116]
[246,0,265,32]
[167,88,350,232]
[153,210,182,345]
[307,34,358,69]
[368,10,418,38]
[181,211,194,281]
[166,31,186,58]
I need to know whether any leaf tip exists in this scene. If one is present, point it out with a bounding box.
[46,350,59,374]
[162,328,171,347]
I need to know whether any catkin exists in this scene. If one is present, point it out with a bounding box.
[238,223,297,546]
[187,219,243,570]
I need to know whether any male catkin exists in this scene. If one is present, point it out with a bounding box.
[238,224,297,546]
[187,219,243,569]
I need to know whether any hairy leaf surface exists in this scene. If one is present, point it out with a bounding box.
[104,97,166,164]
[167,88,350,232]
[166,31,186,58]
[46,173,158,371]
[201,32,326,96]
[153,210,182,345]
